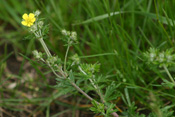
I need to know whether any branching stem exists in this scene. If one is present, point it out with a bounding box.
[78,66,105,103]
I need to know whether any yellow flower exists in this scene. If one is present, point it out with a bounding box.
[21,13,36,27]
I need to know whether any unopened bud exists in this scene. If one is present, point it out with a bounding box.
[70,31,77,41]
[61,29,67,36]
[32,50,42,59]
[38,21,44,29]
[34,10,41,17]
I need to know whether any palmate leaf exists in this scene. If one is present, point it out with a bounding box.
[105,103,118,116]
[42,23,49,37]
[23,32,36,40]
[90,100,105,115]
[104,82,120,102]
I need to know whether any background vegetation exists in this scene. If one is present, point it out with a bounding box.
[0,0,175,116]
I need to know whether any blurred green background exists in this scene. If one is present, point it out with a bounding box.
[1,0,175,116]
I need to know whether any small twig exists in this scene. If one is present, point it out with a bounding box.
[0,107,15,117]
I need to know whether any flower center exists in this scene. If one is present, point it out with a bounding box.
[26,17,32,23]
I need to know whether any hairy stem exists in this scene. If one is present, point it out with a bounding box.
[39,38,52,57]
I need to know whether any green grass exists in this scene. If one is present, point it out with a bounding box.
[1,0,175,116]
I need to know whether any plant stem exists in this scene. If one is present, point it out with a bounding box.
[71,82,118,117]
[39,37,67,78]
[38,37,119,117]
[47,62,63,79]
[79,66,105,103]
[39,38,52,57]
[39,37,64,79]
[70,82,93,101]
[78,66,119,117]
[163,65,175,84]
[64,45,70,72]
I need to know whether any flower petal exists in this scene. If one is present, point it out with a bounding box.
[22,13,28,20]
[31,18,36,22]
[29,13,35,18]
[27,22,34,27]
[21,21,27,26]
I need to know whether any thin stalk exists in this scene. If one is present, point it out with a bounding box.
[71,82,118,117]
[38,37,67,78]
[58,66,67,78]
[40,58,63,79]
[89,78,105,103]
[70,82,93,101]
[38,37,64,79]
[163,65,175,84]
[47,63,64,79]
[79,66,105,103]
[64,45,70,71]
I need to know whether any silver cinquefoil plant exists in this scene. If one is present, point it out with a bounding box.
[21,11,119,117]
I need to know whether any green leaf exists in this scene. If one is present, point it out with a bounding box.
[90,100,105,115]
[74,11,175,26]
[104,82,120,102]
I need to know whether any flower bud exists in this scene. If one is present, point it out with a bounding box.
[32,50,43,59]
[158,53,164,62]
[46,56,58,65]
[34,10,41,17]
[61,29,67,36]
[71,54,80,65]
[166,55,172,62]
[70,31,77,41]
[38,21,44,29]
